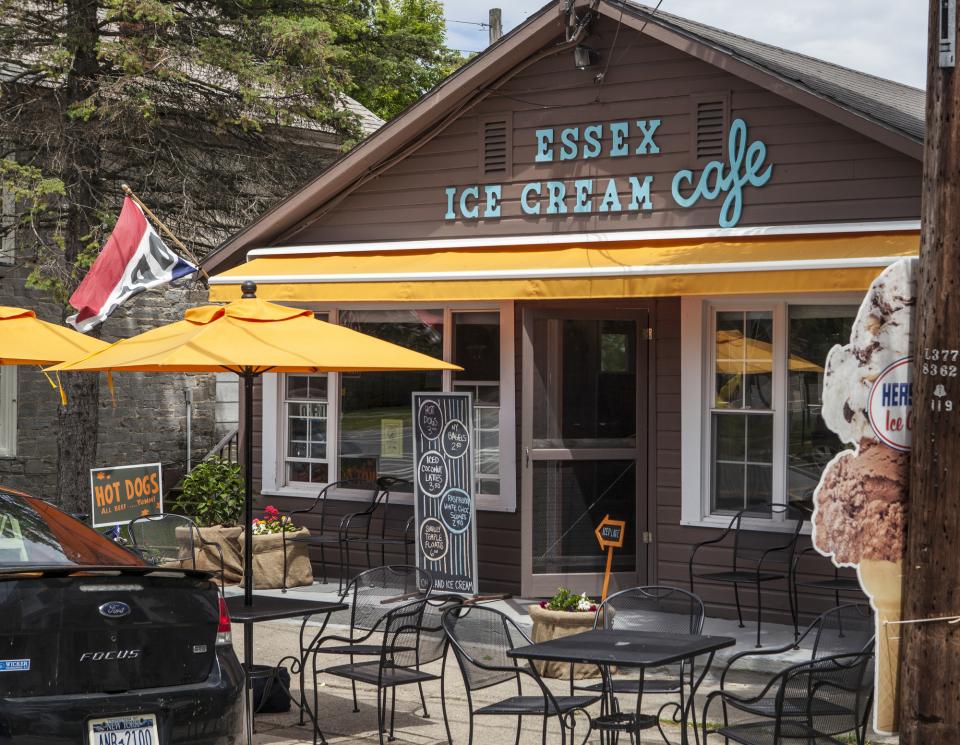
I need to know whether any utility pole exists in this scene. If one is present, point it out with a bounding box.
[489,8,502,45]
[899,1,960,741]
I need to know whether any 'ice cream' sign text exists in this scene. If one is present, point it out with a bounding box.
[443,118,772,228]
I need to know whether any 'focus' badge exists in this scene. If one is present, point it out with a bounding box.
[98,601,132,618]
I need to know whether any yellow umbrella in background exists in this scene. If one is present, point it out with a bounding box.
[0,306,108,365]
[50,282,460,604]
[715,329,824,374]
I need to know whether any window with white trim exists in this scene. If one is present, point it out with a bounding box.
[0,367,16,457]
[0,186,15,266]
[283,374,329,485]
[682,298,858,527]
[265,303,516,511]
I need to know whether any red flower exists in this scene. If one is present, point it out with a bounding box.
[539,600,547,608]
[264,505,280,518]
[589,605,597,612]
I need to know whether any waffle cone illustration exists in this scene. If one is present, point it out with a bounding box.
[858,558,903,734]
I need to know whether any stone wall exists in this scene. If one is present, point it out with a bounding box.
[0,261,218,504]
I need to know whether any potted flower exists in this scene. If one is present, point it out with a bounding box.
[527,588,603,679]
[171,457,245,584]
[240,505,313,589]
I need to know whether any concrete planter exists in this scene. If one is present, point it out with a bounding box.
[240,528,313,589]
[527,604,602,679]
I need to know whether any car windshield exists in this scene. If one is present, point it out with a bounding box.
[0,490,143,567]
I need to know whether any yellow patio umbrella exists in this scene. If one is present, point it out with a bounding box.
[50,282,460,605]
[715,329,824,374]
[0,305,108,365]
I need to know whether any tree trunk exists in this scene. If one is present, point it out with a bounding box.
[899,2,960,740]
[56,0,103,513]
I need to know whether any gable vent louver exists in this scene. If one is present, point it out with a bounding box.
[483,119,509,175]
[695,99,727,160]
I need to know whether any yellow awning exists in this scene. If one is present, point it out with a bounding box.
[208,231,919,303]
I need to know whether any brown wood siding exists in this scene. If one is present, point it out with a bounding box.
[285,17,920,245]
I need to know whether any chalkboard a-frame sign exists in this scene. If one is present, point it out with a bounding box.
[412,392,479,595]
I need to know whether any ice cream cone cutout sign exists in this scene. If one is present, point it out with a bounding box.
[595,515,626,603]
[811,258,916,735]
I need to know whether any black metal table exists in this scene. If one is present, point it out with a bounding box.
[226,594,348,745]
[508,629,736,745]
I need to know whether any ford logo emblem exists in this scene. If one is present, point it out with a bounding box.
[98,601,131,619]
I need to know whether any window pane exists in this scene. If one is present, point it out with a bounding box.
[715,310,773,410]
[533,318,636,447]
[339,309,443,488]
[284,373,328,485]
[453,312,502,499]
[532,460,636,574]
[711,411,773,513]
[453,312,499,382]
[787,306,857,505]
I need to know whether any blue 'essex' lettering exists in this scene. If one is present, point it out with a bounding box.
[671,118,772,228]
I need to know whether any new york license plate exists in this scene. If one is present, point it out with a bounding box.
[87,714,158,745]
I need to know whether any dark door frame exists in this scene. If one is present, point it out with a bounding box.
[519,300,656,598]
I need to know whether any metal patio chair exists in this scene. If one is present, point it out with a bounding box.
[791,546,864,622]
[127,512,225,590]
[305,565,434,718]
[341,476,415,573]
[689,505,804,646]
[702,649,875,745]
[718,603,874,745]
[281,479,382,591]
[573,585,705,744]
[318,596,436,745]
[442,604,599,745]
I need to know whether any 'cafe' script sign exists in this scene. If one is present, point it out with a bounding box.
[444,117,772,228]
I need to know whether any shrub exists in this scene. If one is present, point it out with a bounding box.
[173,457,244,527]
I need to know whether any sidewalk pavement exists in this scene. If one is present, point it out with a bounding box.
[229,604,897,745]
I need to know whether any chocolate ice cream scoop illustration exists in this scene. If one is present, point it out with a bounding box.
[812,439,908,565]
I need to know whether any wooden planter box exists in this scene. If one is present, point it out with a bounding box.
[240,528,314,589]
[527,604,602,679]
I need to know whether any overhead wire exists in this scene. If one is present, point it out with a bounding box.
[594,0,666,100]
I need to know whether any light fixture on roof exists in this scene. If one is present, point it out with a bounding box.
[574,45,597,70]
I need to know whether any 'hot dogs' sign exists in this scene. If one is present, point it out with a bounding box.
[90,462,163,528]
[412,392,478,594]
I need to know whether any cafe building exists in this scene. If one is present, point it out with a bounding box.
[201,1,922,623]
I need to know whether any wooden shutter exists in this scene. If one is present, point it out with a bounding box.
[479,114,512,181]
[692,95,730,161]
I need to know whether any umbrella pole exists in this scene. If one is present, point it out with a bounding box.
[243,369,255,606]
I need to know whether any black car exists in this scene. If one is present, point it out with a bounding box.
[0,488,244,744]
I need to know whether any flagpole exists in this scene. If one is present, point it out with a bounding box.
[121,184,209,281]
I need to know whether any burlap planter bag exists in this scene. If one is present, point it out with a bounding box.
[173,525,243,584]
[527,604,603,679]
[240,528,314,589]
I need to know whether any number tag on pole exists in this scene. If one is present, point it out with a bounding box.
[941,0,956,68]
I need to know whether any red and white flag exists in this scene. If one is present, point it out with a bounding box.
[67,196,197,332]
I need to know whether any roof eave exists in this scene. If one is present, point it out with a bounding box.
[608,1,924,160]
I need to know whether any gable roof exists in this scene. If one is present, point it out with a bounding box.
[624,3,923,143]
[204,0,925,274]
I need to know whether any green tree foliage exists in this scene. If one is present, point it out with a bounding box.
[343,0,465,120]
[0,0,461,510]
